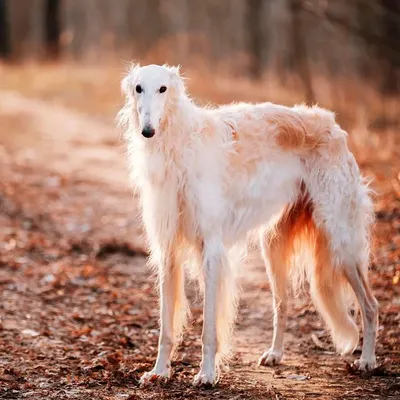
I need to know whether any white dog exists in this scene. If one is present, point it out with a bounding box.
[118,64,378,387]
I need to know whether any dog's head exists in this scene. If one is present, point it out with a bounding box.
[120,64,185,139]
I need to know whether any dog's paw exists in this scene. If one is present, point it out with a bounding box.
[140,368,170,387]
[193,369,217,387]
[353,357,377,372]
[258,349,283,366]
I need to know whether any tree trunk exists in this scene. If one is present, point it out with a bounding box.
[45,0,61,59]
[246,0,264,80]
[0,0,11,59]
[8,0,44,60]
[289,0,315,104]
[380,0,400,95]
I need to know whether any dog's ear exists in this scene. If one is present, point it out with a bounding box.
[167,65,186,95]
[121,63,140,96]
[168,65,181,76]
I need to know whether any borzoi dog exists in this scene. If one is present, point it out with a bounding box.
[118,64,378,386]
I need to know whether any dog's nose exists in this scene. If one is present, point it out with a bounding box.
[141,126,155,138]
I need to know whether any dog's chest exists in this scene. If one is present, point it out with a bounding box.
[143,151,172,183]
[141,148,197,235]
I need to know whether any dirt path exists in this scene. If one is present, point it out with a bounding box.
[0,92,399,400]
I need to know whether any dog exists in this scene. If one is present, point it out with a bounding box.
[117,64,378,387]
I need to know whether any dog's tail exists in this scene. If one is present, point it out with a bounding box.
[283,113,373,355]
[308,233,360,355]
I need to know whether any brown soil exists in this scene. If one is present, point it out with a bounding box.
[0,84,399,400]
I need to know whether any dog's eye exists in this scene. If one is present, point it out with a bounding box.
[136,85,142,94]
[159,86,167,93]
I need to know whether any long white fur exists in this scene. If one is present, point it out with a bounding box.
[117,64,379,386]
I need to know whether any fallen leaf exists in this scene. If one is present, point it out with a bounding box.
[286,374,310,381]
[21,329,40,337]
[311,333,327,349]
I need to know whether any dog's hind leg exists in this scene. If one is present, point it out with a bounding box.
[258,225,290,366]
[343,263,378,371]
[258,194,313,367]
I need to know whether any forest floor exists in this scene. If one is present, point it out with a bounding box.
[0,65,399,399]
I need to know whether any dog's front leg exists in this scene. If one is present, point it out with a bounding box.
[193,241,223,387]
[140,257,179,386]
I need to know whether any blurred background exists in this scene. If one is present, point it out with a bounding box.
[1,0,400,88]
[1,0,399,168]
